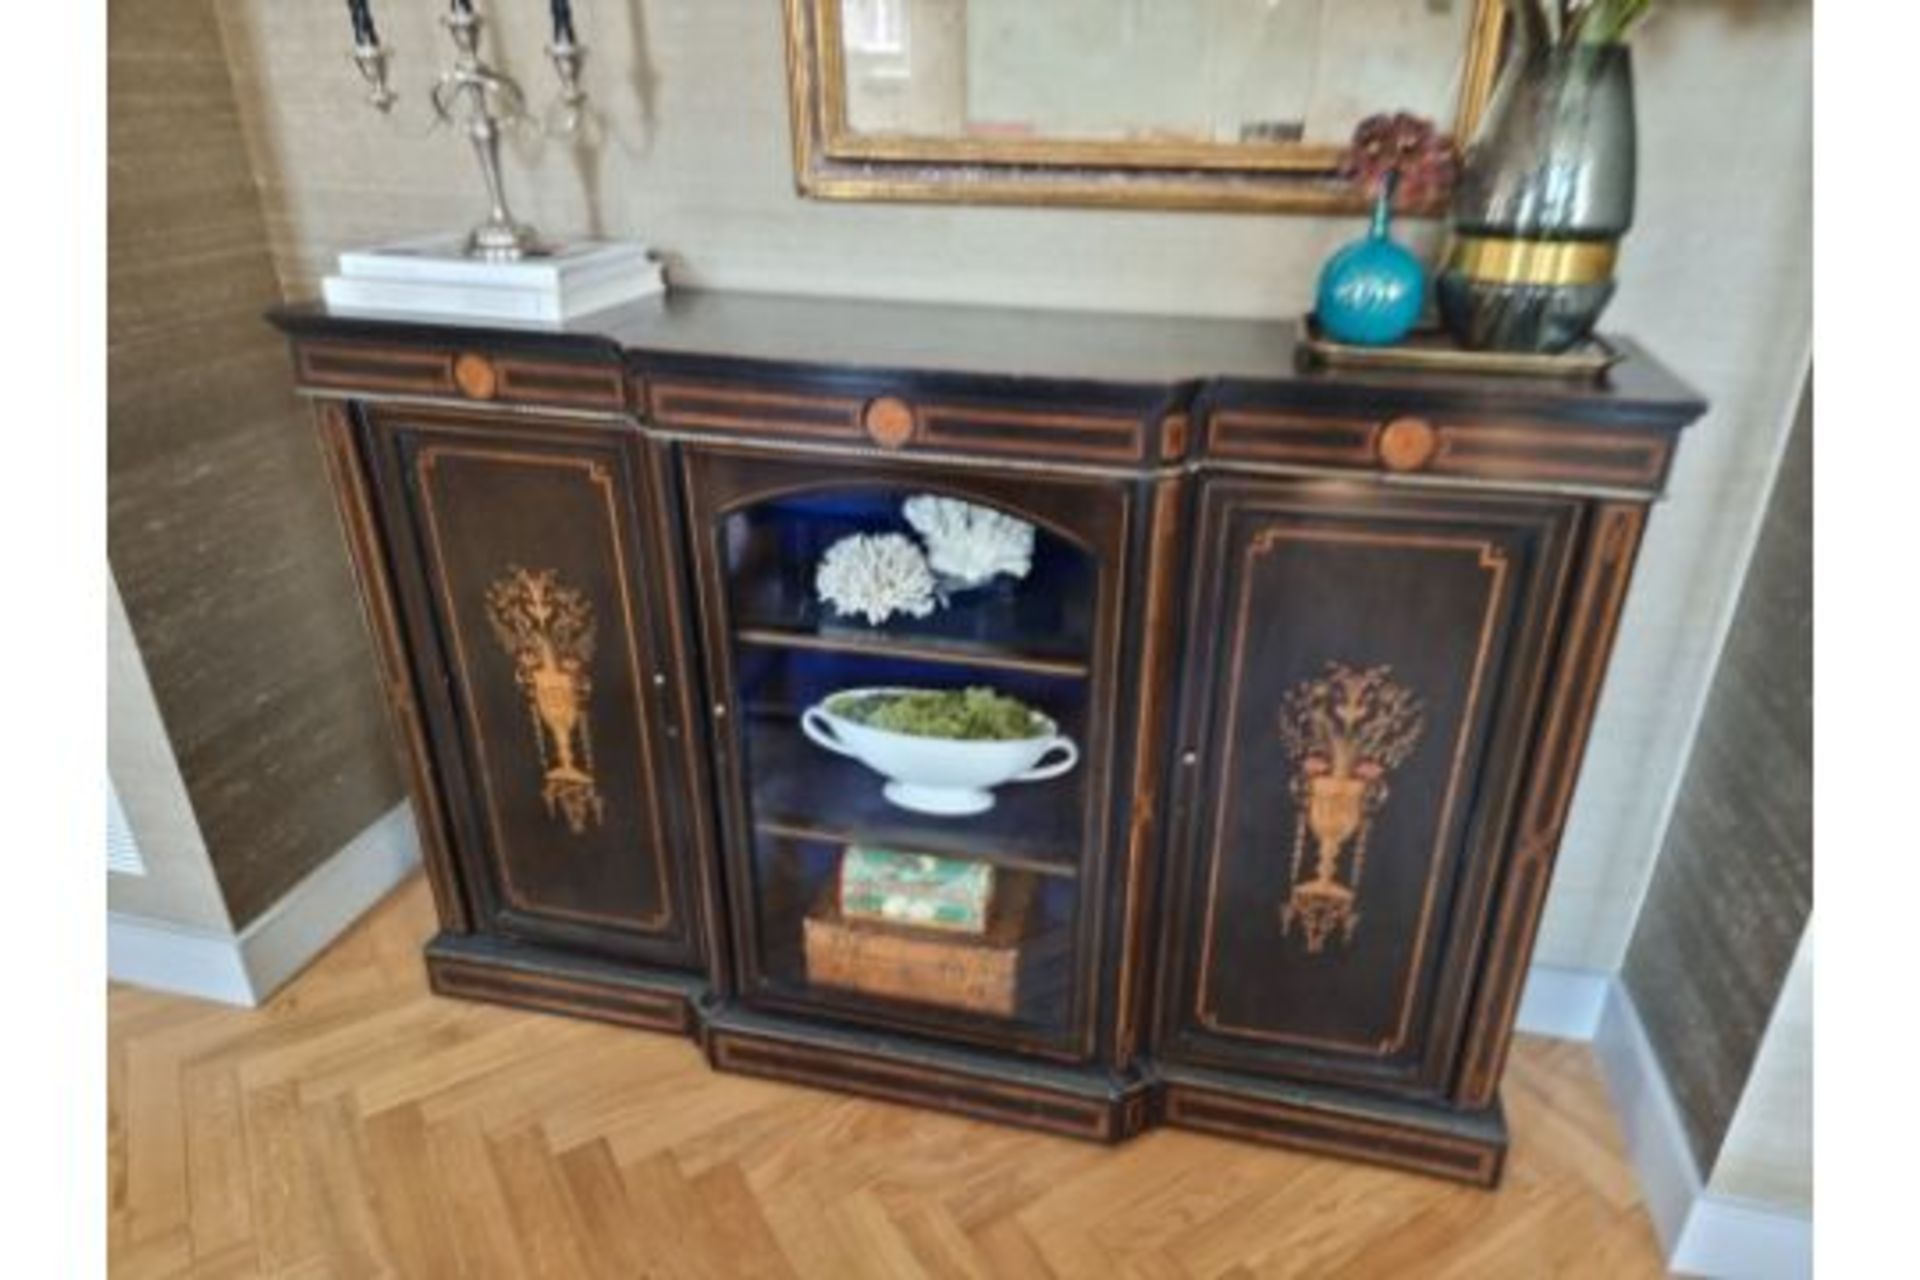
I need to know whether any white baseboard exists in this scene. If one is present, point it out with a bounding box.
[107,803,418,1007]
[1593,979,1706,1249]
[1513,963,1612,1040]
[106,913,255,1005]
[237,803,419,996]
[1592,979,1812,1280]
[1673,1196,1814,1280]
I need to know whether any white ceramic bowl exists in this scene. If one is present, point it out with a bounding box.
[799,687,1079,816]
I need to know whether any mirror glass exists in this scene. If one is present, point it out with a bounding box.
[837,0,1478,150]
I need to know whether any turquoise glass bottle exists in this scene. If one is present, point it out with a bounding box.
[1315,181,1425,346]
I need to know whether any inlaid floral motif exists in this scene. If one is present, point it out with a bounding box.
[485,566,605,834]
[1277,663,1425,952]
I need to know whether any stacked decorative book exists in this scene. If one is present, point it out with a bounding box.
[804,847,1066,1018]
[322,235,665,323]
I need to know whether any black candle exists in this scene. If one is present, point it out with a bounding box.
[346,0,377,45]
[550,0,577,45]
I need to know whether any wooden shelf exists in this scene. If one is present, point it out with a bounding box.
[728,565,1095,672]
[735,625,1091,680]
[743,718,1084,878]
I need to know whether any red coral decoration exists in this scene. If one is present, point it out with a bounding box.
[1341,112,1459,208]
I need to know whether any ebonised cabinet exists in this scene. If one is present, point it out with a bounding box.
[275,291,1702,1183]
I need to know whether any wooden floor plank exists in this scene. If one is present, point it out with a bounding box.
[425,1114,532,1280]
[112,1227,196,1280]
[237,1082,327,1274]
[966,1212,1060,1280]
[881,1199,998,1280]
[180,1060,253,1262]
[556,1137,660,1279]
[107,875,1666,1279]
[296,1093,394,1276]
[485,1126,600,1280]
[120,1031,194,1248]
[681,1156,803,1280]
[358,1105,455,1280]
[824,1186,943,1280]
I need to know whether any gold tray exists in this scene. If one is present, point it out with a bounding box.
[1300,316,1623,381]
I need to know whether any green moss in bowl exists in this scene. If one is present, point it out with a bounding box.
[826,688,1044,741]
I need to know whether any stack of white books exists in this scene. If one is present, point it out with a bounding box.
[322,235,666,323]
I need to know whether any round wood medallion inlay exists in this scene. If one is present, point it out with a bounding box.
[454,353,499,401]
[862,396,916,449]
[1378,416,1439,472]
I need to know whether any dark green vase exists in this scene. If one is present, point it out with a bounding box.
[1438,42,1636,353]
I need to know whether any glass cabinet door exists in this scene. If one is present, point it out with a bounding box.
[683,448,1130,1062]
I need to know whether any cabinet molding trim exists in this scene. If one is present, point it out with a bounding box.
[316,403,471,931]
[650,379,1151,463]
[1113,476,1186,1066]
[1458,503,1646,1105]
[1206,409,1675,492]
[1160,1079,1503,1185]
[710,1029,1125,1141]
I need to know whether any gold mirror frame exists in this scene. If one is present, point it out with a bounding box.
[784,0,1507,215]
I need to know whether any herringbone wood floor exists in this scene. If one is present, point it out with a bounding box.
[108,876,1665,1278]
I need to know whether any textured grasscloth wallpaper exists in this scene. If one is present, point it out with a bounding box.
[196,1,1808,970]
[1624,386,1813,1178]
[109,0,402,926]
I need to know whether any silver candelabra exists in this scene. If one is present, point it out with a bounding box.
[349,6,589,262]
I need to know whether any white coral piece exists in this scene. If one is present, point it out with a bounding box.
[901,495,1035,587]
[815,533,938,626]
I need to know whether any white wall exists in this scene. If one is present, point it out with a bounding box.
[1711,922,1814,1211]
[1540,3,1813,969]
[107,569,231,934]
[212,0,1812,973]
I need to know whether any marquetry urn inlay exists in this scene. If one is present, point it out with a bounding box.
[484,566,604,834]
[1277,663,1426,953]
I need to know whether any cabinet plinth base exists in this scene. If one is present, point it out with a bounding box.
[425,932,705,1038]
[703,1004,1151,1143]
[1154,1064,1507,1186]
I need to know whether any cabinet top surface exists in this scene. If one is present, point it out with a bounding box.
[270,289,1706,430]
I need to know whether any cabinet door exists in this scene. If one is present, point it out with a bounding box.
[364,405,707,970]
[680,445,1136,1064]
[1154,478,1580,1098]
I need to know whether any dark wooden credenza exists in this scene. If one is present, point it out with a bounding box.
[271,292,1701,1186]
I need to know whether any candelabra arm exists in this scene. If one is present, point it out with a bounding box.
[546,39,589,136]
[352,42,397,113]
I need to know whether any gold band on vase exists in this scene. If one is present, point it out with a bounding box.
[1444,235,1619,288]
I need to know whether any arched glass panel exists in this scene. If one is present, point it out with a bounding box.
[717,483,1099,1044]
